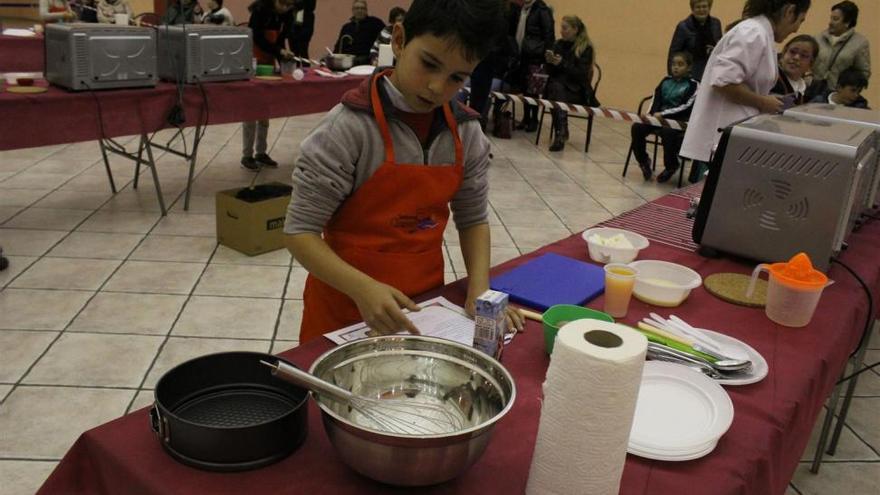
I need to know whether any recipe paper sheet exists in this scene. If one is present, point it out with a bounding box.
[324,297,475,346]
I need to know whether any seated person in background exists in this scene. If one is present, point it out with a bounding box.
[40,0,76,22]
[96,0,132,24]
[334,0,385,66]
[370,6,406,65]
[811,67,870,108]
[631,51,699,183]
[74,0,99,22]
[199,0,234,25]
[162,0,203,25]
[543,15,596,152]
[771,34,818,106]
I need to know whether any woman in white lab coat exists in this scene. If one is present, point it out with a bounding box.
[680,0,812,164]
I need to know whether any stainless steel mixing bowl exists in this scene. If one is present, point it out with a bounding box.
[309,335,516,486]
[324,53,355,71]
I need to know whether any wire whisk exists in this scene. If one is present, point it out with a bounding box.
[261,360,466,435]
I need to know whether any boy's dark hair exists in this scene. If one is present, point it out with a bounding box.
[783,34,819,59]
[832,1,858,28]
[670,51,694,66]
[214,0,223,7]
[402,0,508,62]
[742,0,811,21]
[838,67,868,90]
[388,6,406,24]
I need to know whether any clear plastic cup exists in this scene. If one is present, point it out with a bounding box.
[603,263,638,318]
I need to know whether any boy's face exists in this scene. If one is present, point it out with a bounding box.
[389,26,477,113]
[208,0,218,10]
[670,56,691,78]
[692,1,711,21]
[780,41,813,80]
[837,85,863,105]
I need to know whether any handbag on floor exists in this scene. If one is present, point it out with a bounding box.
[525,64,548,97]
[492,100,513,139]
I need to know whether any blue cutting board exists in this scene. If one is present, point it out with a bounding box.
[490,253,605,311]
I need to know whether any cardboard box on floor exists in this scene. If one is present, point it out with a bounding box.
[216,182,292,256]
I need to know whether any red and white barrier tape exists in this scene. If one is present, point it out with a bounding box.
[489,91,687,131]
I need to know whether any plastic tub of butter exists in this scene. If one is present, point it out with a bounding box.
[581,227,649,264]
[628,260,702,307]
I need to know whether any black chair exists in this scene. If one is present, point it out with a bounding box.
[535,63,602,152]
[622,95,691,187]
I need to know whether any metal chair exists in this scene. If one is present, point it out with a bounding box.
[621,95,691,187]
[535,63,602,153]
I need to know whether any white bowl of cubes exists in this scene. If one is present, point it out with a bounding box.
[581,227,649,264]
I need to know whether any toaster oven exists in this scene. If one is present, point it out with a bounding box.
[45,23,157,91]
[785,103,880,212]
[692,113,876,271]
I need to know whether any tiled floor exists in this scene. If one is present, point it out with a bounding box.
[1,114,878,495]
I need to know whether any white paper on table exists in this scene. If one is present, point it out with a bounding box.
[324,296,519,347]
[2,29,37,37]
[324,296,475,346]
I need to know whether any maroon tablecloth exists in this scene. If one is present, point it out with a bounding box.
[0,35,44,72]
[37,193,880,495]
[0,71,364,151]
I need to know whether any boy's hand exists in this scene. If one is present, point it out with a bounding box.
[280,49,295,61]
[352,280,421,336]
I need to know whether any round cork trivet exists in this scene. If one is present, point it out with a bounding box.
[704,272,767,308]
[6,86,48,94]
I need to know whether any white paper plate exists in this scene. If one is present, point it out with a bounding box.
[698,328,769,386]
[628,361,734,453]
[628,439,718,462]
[347,65,375,76]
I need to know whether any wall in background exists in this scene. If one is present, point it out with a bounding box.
[5,0,875,110]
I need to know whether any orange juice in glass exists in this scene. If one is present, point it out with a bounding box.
[603,263,638,318]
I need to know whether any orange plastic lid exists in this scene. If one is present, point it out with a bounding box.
[767,252,828,289]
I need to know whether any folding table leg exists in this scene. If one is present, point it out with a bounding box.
[826,325,875,455]
[584,115,594,153]
[810,370,846,473]
[183,124,202,211]
[133,137,145,189]
[98,140,117,194]
[141,134,168,216]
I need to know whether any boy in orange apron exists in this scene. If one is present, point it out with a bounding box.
[284,0,524,343]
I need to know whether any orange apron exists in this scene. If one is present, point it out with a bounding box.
[254,29,279,65]
[299,70,465,343]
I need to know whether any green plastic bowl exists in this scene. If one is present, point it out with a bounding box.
[255,64,275,76]
[542,304,614,354]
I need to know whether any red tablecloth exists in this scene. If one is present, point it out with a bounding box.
[0,71,364,151]
[0,35,44,72]
[37,193,880,495]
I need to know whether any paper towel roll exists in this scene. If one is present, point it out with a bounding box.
[526,320,647,495]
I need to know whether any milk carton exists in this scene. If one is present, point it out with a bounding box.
[473,290,508,359]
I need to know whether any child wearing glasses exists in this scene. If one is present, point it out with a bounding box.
[772,34,819,107]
